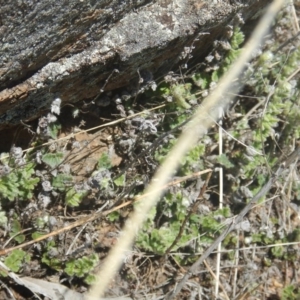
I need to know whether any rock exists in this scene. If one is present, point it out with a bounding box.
[0,0,270,129]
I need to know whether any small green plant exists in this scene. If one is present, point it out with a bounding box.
[41,240,62,271]
[0,162,39,201]
[170,83,195,109]
[271,244,284,258]
[65,187,88,207]
[52,174,74,192]
[97,152,112,170]
[107,211,120,222]
[217,154,234,168]
[281,285,300,300]
[41,152,64,169]
[114,174,125,187]
[211,27,245,83]
[47,121,62,139]
[136,186,231,256]
[4,249,30,273]
[0,207,7,228]
[9,218,26,244]
[64,253,99,284]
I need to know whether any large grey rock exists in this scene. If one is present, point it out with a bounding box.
[0,0,271,129]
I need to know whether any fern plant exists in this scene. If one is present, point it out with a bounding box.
[0,162,39,201]
[64,253,99,284]
[3,249,30,273]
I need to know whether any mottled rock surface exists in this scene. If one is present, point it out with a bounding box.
[0,0,271,128]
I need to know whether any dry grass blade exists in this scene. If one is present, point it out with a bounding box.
[86,1,285,299]
[203,260,230,300]
[215,109,224,298]
[289,0,300,33]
